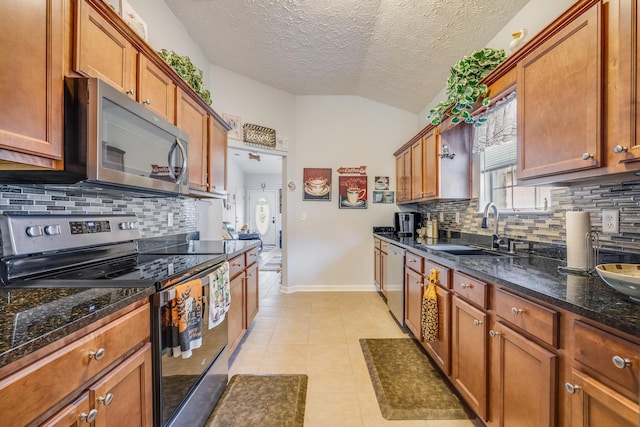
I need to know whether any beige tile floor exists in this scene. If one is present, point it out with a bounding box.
[228,264,483,427]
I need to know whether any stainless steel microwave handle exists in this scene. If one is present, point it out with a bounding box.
[168,137,188,183]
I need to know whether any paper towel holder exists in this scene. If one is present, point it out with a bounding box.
[559,230,600,275]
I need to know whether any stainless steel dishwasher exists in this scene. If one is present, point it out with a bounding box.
[384,243,406,325]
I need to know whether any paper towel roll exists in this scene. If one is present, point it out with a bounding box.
[566,211,591,270]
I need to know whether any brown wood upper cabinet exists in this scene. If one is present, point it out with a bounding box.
[0,0,65,168]
[75,0,176,123]
[517,0,602,181]
[410,129,439,201]
[395,149,411,203]
[176,88,208,192]
[208,115,228,196]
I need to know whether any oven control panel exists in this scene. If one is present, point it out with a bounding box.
[0,214,141,257]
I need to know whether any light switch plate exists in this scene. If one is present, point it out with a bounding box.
[439,212,444,222]
[167,212,174,227]
[602,209,619,234]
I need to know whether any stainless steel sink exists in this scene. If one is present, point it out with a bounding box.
[419,244,518,257]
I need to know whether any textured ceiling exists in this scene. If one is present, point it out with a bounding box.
[165,0,529,113]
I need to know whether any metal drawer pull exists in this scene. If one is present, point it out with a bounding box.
[511,307,524,315]
[80,409,98,423]
[460,283,472,289]
[489,329,500,337]
[232,263,241,267]
[612,355,632,369]
[88,348,105,361]
[582,152,594,160]
[126,89,135,95]
[143,99,151,105]
[565,383,580,394]
[98,392,114,406]
[408,259,416,263]
[473,319,483,326]
[613,145,628,153]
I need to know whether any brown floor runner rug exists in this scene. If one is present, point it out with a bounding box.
[205,374,307,427]
[360,338,475,420]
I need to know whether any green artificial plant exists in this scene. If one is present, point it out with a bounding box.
[427,48,506,126]
[157,49,212,105]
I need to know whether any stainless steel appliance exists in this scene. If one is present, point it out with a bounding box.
[0,214,228,427]
[0,78,189,195]
[395,212,419,237]
[384,243,406,325]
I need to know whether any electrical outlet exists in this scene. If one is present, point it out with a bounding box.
[455,212,460,224]
[602,209,619,234]
[167,212,174,227]
[300,212,307,221]
[439,212,444,222]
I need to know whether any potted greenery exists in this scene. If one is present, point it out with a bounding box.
[157,49,212,105]
[427,48,506,126]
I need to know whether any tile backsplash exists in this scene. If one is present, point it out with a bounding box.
[417,180,640,254]
[0,185,197,238]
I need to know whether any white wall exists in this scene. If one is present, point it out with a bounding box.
[417,0,577,128]
[224,154,246,230]
[290,96,416,291]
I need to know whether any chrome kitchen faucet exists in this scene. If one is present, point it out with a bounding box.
[482,202,504,250]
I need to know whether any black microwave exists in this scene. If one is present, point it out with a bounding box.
[0,78,189,196]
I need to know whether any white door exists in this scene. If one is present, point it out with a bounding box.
[248,190,278,245]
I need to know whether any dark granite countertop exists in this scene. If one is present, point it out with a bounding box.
[0,286,154,369]
[0,237,261,370]
[374,233,639,338]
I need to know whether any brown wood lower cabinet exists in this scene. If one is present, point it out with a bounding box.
[228,273,245,352]
[567,369,639,427]
[245,262,259,327]
[404,266,423,340]
[490,322,557,427]
[227,247,260,354]
[452,296,488,421]
[422,285,451,376]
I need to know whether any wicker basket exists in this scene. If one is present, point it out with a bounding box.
[243,123,276,148]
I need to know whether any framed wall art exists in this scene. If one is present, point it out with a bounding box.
[374,176,389,190]
[222,114,243,140]
[372,191,395,204]
[338,175,367,209]
[303,168,331,201]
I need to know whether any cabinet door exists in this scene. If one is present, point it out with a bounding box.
[138,54,175,123]
[228,274,245,353]
[208,115,228,195]
[422,285,451,376]
[567,369,639,427]
[404,267,423,340]
[176,88,208,192]
[374,247,381,289]
[517,2,602,180]
[452,296,488,420]
[75,0,137,96]
[0,0,64,165]
[491,322,557,427]
[245,263,259,327]
[410,138,424,200]
[42,393,92,427]
[422,130,439,199]
[379,249,387,296]
[395,153,406,203]
[89,343,152,427]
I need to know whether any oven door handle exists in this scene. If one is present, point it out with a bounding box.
[153,262,222,307]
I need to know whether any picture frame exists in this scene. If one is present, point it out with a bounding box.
[372,191,395,204]
[338,175,368,209]
[303,168,332,201]
[222,114,243,140]
[374,176,389,190]
[120,0,148,41]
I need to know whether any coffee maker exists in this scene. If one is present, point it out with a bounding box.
[395,212,420,237]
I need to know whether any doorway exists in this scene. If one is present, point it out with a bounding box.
[248,189,278,246]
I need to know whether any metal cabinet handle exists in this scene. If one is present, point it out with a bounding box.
[565,383,580,394]
[473,319,483,326]
[613,145,628,154]
[126,89,135,95]
[460,283,472,289]
[511,307,524,315]
[612,355,632,369]
[98,392,114,406]
[408,259,416,263]
[80,409,98,423]
[232,262,241,267]
[88,348,105,361]
[489,329,500,337]
[582,153,594,160]
[143,99,151,105]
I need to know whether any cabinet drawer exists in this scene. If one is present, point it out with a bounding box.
[425,259,450,289]
[245,247,260,266]
[0,303,150,427]
[374,238,381,249]
[405,251,424,274]
[228,254,245,278]
[453,272,487,309]
[380,241,389,253]
[495,289,558,347]
[574,321,639,400]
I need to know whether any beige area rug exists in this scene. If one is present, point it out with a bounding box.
[360,338,475,420]
[205,374,307,427]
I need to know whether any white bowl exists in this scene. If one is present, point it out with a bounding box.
[595,264,640,301]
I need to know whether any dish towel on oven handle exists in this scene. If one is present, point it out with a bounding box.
[208,262,230,329]
[163,278,203,359]
[421,268,439,342]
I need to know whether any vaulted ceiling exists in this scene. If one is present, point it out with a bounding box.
[165,0,529,114]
